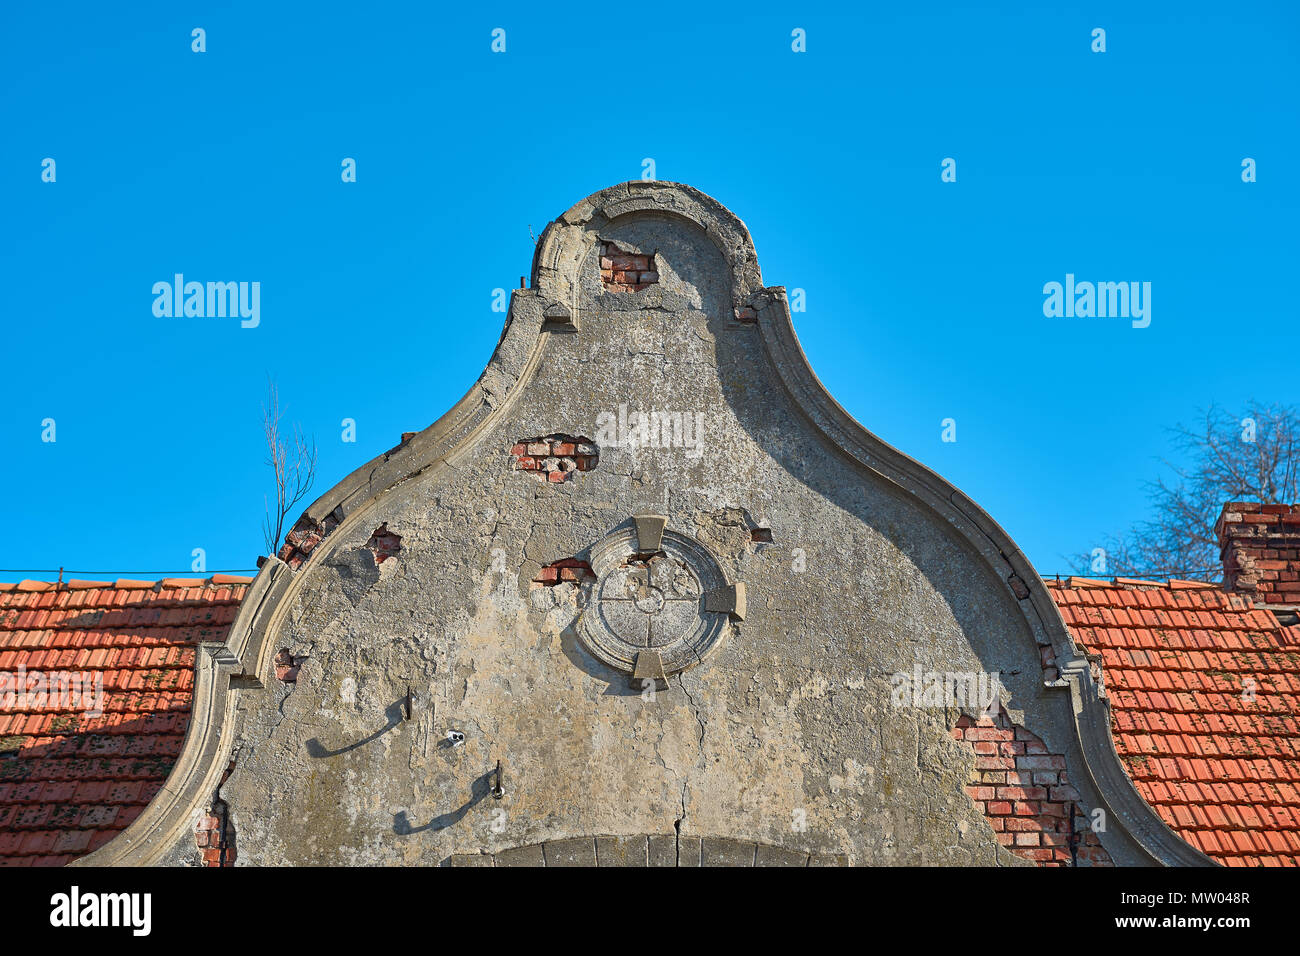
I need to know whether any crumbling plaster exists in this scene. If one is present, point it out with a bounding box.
[79,183,1211,867]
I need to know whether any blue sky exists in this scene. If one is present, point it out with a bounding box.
[1,2,1296,583]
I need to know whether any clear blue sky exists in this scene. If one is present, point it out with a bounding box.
[2,2,1296,582]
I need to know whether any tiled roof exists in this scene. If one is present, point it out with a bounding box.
[6,568,1297,867]
[0,576,250,866]
[1047,577,1300,867]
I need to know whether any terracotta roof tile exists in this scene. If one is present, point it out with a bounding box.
[0,576,247,866]
[7,561,1295,867]
[1048,578,1300,866]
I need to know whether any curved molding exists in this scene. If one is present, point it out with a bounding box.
[72,643,241,866]
[84,181,1213,867]
[748,291,1211,868]
[73,559,295,866]
[749,290,1215,867]
[76,251,561,865]
[534,181,763,313]
[1062,657,1219,866]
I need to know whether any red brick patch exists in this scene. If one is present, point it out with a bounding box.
[511,435,598,483]
[365,523,402,564]
[277,505,346,570]
[952,707,1112,867]
[273,649,305,683]
[599,241,658,292]
[195,808,235,867]
[533,558,595,587]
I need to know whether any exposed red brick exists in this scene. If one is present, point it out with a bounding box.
[1217,501,1300,605]
[274,648,305,683]
[194,805,235,867]
[533,558,595,588]
[954,707,1112,867]
[599,241,658,292]
[510,435,598,484]
[364,523,402,565]
[277,505,347,571]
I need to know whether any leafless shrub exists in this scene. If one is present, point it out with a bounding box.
[261,380,317,557]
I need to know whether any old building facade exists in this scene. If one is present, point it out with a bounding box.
[18,182,1274,866]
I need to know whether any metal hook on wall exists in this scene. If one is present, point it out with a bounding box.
[490,759,505,800]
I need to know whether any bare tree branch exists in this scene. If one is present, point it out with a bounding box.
[1072,401,1298,581]
[261,379,318,556]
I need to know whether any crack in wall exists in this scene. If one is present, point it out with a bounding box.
[675,784,687,866]
[677,674,706,750]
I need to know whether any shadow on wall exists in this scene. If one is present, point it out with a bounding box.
[551,578,671,698]
[592,207,1091,859]
[393,768,497,835]
[609,211,1043,686]
[304,699,407,759]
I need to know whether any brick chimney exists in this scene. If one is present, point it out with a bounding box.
[1215,502,1300,606]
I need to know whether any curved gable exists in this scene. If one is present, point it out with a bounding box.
[78,183,1209,867]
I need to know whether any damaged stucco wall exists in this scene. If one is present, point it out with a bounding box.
[154,183,1148,866]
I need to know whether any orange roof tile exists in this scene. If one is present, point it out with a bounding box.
[1047,579,1300,867]
[0,576,248,866]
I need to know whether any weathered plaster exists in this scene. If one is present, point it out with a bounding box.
[79,183,1212,867]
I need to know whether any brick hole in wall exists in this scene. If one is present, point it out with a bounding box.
[274,649,305,682]
[365,522,402,564]
[533,558,595,586]
[952,707,1112,866]
[599,241,658,292]
[1038,642,1058,681]
[196,801,236,867]
[276,504,345,569]
[511,435,598,483]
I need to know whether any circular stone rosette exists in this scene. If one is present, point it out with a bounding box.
[576,528,731,676]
